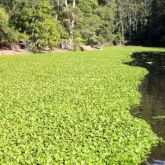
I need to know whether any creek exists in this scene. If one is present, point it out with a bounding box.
[130,52,165,164]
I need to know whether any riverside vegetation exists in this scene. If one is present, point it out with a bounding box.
[0,0,165,50]
[0,47,165,164]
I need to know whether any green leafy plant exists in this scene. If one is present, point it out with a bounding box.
[0,6,26,47]
[10,0,60,50]
[0,47,164,164]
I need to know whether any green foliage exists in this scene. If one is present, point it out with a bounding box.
[94,4,116,45]
[0,47,163,164]
[0,6,25,46]
[0,6,8,27]
[0,0,164,48]
[78,0,98,14]
[57,23,70,47]
[78,14,102,45]
[10,0,60,49]
[29,18,60,50]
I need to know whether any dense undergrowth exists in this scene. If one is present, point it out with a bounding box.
[0,47,164,164]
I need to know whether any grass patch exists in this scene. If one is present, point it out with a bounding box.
[0,46,164,164]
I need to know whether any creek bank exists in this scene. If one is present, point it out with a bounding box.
[129,51,165,164]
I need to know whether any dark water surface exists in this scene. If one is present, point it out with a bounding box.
[139,72,165,164]
[129,52,165,165]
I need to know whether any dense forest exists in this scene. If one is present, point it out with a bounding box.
[0,0,164,50]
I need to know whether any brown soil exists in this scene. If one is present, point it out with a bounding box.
[0,49,30,56]
[80,45,102,51]
[0,45,102,56]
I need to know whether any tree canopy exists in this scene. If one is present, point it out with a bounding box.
[0,0,164,50]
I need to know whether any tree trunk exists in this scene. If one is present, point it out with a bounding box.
[68,0,76,50]
[73,0,76,8]
[64,0,68,7]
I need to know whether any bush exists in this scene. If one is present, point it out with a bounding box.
[0,6,28,47]
[0,6,13,45]
[29,18,60,50]
[78,0,98,14]
[10,0,60,50]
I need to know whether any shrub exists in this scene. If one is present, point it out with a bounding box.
[10,0,60,50]
[0,6,27,47]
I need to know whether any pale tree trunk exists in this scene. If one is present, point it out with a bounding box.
[73,0,76,8]
[120,13,124,45]
[64,0,68,7]
[56,0,60,20]
[69,0,76,50]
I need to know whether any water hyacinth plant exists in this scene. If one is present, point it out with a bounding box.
[0,47,164,164]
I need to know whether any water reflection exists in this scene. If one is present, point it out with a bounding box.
[140,72,165,164]
[129,52,165,164]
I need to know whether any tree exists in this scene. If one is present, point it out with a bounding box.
[8,0,60,50]
[0,0,165,48]
[0,5,25,47]
[94,0,116,45]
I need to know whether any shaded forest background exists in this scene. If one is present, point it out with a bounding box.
[0,0,164,50]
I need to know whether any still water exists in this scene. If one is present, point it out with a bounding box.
[130,52,165,165]
[139,72,165,164]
